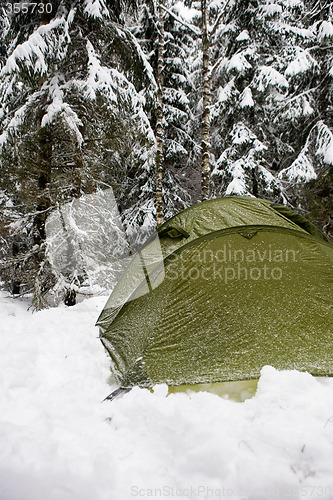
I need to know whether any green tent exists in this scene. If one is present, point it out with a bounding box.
[97,196,333,389]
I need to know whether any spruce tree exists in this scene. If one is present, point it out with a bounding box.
[0,0,156,305]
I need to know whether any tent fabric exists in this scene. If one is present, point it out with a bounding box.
[97,196,333,388]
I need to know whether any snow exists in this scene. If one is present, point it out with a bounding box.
[217,79,236,103]
[85,41,118,102]
[225,176,248,196]
[164,87,190,106]
[281,95,314,121]
[225,159,249,195]
[83,0,110,19]
[239,87,254,108]
[259,3,283,18]
[231,122,257,145]
[278,150,316,182]
[123,29,156,92]
[253,139,268,152]
[214,22,237,38]
[278,120,333,181]
[285,48,317,77]
[0,17,65,76]
[84,40,154,142]
[45,189,130,298]
[317,21,333,42]
[1,292,333,499]
[41,77,83,144]
[173,1,199,22]
[281,0,303,7]
[236,30,250,42]
[0,92,39,147]
[302,97,314,116]
[211,79,238,119]
[276,24,314,40]
[258,165,281,193]
[281,121,333,179]
[316,121,333,165]
[253,66,289,92]
[226,52,252,73]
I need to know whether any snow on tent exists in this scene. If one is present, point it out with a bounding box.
[96,196,333,389]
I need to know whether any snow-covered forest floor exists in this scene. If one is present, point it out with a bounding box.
[1,291,333,500]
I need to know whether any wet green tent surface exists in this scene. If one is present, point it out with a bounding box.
[96,196,333,388]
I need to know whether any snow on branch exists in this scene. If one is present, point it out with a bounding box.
[159,4,201,36]
[0,91,40,147]
[252,66,289,92]
[274,24,314,40]
[225,159,250,196]
[82,41,154,142]
[279,121,333,182]
[317,21,333,42]
[316,121,333,165]
[279,150,316,182]
[230,122,257,145]
[83,0,110,19]
[85,41,118,102]
[285,48,318,77]
[125,29,157,89]
[239,87,254,108]
[41,76,83,145]
[225,52,252,74]
[0,16,67,77]
[279,94,314,121]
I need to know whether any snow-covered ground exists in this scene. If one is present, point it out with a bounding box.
[1,291,333,500]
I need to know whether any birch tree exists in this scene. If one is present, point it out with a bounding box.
[201,0,211,200]
[155,1,165,227]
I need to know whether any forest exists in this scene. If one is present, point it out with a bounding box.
[0,0,332,308]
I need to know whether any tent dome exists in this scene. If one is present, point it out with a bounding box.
[97,196,333,388]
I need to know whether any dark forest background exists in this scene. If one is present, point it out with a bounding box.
[0,0,332,307]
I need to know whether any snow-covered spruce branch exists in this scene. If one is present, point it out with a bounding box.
[170,124,201,150]
[209,0,234,39]
[103,22,157,89]
[273,87,319,113]
[272,76,331,119]
[159,4,201,36]
[6,206,55,219]
[308,45,333,51]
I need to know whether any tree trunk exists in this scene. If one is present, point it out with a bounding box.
[201,0,211,201]
[31,6,54,307]
[34,2,53,251]
[72,142,83,199]
[155,2,164,227]
[32,117,54,309]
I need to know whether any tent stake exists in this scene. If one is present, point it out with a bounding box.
[102,387,132,402]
